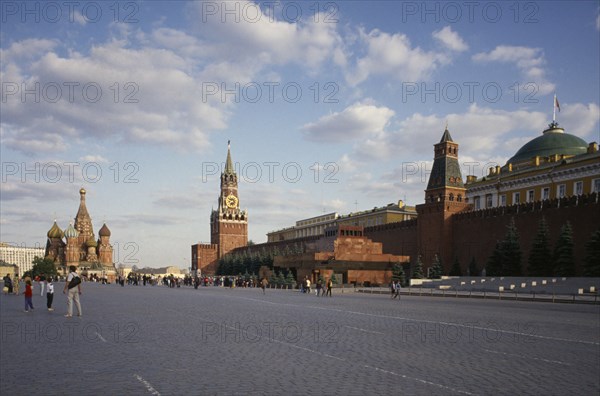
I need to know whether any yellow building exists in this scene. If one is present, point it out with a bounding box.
[266,201,417,242]
[466,122,600,208]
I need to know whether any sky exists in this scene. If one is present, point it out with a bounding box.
[1,0,599,269]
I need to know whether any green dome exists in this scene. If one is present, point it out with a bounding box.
[86,235,97,247]
[64,223,79,239]
[507,124,588,165]
[47,221,64,239]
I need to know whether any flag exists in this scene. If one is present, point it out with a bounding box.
[554,95,561,112]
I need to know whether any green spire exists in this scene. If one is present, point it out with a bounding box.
[440,127,453,143]
[225,140,235,175]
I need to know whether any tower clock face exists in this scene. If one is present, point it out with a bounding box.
[225,194,238,208]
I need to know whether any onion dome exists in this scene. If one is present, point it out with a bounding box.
[86,235,98,247]
[47,221,64,239]
[99,223,111,237]
[64,223,79,239]
[507,122,588,166]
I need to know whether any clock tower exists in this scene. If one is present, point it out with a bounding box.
[210,141,248,258]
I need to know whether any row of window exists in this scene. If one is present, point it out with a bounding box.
[473,179,600,209]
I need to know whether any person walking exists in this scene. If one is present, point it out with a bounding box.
[63,265,82,318]
[392,280,400,299]
[24,279,34,312]
[46,277,55,311]
[325,278,333,297]
[39,274,46,296]
[13,274,20,295]
[3,274,12,295]
[260,277,268,294]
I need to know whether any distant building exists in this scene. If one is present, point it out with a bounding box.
[0,243,45,276]
[44,188,117,280]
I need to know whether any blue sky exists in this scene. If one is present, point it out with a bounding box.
[1,1,599,269]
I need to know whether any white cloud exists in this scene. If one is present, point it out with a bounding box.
[472,45,555,95]
[346,28,446,86]
[301,102,394,142]
[559,102,600,141]
[432,26,468,52]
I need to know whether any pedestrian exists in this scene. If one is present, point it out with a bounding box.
[46,277,55,311]
[63,265,82,318]
[396,281,401,300]
[24,279,34,312]
[3,273,12,295]
[13,274,20,295]
[316,279,322,297]
[261,277,268,294]
[390,281,395,298]
[39,273,46,296]
[392,280,400,299]
[306,277,311,295]
[326,278,333,297]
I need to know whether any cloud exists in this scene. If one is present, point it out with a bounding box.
[472,45,555,95]
[346,28,443,86]
[559,102,600,141]
[432,26,468,52]
[301,102,395,142]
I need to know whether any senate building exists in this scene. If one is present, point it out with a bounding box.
[192,117,599,283]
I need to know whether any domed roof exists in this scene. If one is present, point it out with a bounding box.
[64,223,79,239]
[507,123,588,165]
[47,221,64,239]
[86,235,97,247]
[99,223,111,237]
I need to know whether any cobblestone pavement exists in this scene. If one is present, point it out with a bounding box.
[1,283,599,395]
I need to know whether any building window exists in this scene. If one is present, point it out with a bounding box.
[592,179,600,193]
[558,184,566,198]
[449,193,454,201]
[574,181,583,196]
[474,196,481,210]
[542,187,550,200]
[485,194,493,208]
[527,190,534,203]
[500,195,506,206]
[513,192,520,204]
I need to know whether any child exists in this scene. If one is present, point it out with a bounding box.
[24,279,34,312]
[46,277,55,311]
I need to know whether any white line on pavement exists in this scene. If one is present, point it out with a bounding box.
[483,349,573,366]
[134,374,161,395]
[344,325,385,335]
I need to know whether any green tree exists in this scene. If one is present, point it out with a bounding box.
[449,257,462,276]
[392,263,406,286]
[486,242,503,276]
[429,254,443,279]
[527,217,552,276]
[284,271,296,288]
[24,257,57,279]
[411,255,424,279]
[468,257,478,276]
[553,222,576,277]
[502,218,522,276]
[276,271,286,287]
[582,228,600,277]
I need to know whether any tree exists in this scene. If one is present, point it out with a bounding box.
[468,257,478,276]
[527,217,552,276]
[392,263,406,286]
[276,271,286,287]
[429,254,443,279]
[449,257,462,276]
[553,222,575,277]
[285,271,296,288]
[486,242,503,276]
[411,255,424,279]
[24,257,58,279]
[502,218,522,276]
[247,240,256,246]
[582,228,600,277]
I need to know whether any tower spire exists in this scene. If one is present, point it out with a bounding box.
[225,140,235,175]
